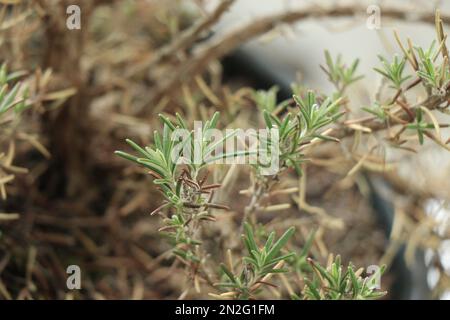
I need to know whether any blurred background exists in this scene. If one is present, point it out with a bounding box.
[0,0,448,299]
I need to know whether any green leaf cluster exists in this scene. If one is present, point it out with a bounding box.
[218,223,295,299]
[374,54,411,90]
[303,255,387,300]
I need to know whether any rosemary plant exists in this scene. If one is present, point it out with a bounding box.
[215,223,295,299]
[115,10,450,301]
[242,87,345,226]
[321,50,363,93]
[374,54,411,90]
[301,256,386,300]
[0,63,30,200]
[115,112,254,285]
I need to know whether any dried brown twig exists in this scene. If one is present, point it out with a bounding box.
[128,0,235,79]
[151,3,450,102]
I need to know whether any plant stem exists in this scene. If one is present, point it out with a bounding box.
[243,175,269,227]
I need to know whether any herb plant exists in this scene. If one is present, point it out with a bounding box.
[2,0,449,301]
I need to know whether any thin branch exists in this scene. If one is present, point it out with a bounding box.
[129,0,235,78]
[150,3,450,102]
